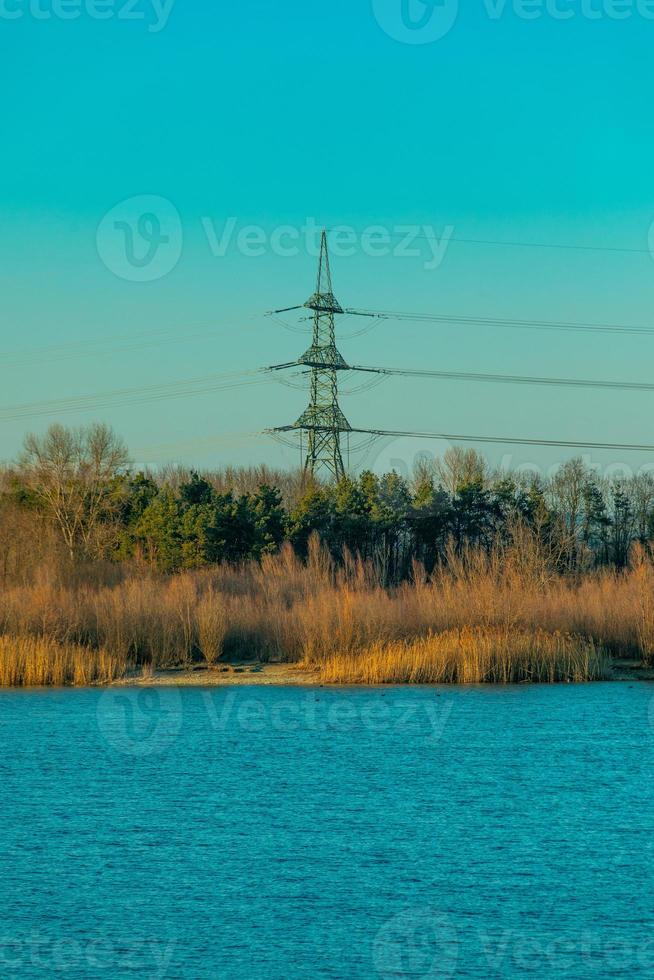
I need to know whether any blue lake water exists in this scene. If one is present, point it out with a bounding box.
[1,682,654,979]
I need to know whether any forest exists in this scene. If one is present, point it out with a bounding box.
[3,421,654,582]
[1,422,654,686]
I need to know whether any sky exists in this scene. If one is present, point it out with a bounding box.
[1,0,654,479]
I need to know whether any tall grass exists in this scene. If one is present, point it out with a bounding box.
[317,628,610,685]
[0,534,653,686]
[0,636,123,687]
[196,589,228,666]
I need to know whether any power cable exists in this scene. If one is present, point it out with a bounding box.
[269,425,654,454]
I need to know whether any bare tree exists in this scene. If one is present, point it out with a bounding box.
[629,473,654,543]
[435,447,488,494]
[549,457,590,570]
[19,423,129,559]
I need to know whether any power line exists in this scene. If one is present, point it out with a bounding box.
[133,431,264,463]
[0,370,274,423]
[324,227,653,256]
[267,236,654,469]
[349,364,654,393]
[0,315,266,369]
[267,360,654,395]
[268,305,654,338]
[342,309,654,338]
[271,425,654,454]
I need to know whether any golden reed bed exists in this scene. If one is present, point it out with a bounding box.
[314,628,610,685]
[0,537,652,686]
[0,628,609,687]
[0,636,122,688]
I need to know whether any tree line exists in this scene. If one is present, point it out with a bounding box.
[2,422,654,582]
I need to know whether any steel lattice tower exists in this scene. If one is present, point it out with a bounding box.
[293,231,351,479]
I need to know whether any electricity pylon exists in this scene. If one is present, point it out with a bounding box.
[292,231,351,479]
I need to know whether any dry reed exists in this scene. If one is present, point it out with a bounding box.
[196,589,228,665]
[315,627,610,685]
[0,635,124,687]
[1,535,653,686]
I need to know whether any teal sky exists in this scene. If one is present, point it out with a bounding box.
[1,2,654,477]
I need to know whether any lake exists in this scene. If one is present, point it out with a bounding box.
[1,682,654,978]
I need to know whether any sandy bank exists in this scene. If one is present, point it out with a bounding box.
[115,662,321,687]
[112,659,654,687]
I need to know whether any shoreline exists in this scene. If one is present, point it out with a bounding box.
[114,662,323,687]
[110,659,654,688]
[3,659,654,692]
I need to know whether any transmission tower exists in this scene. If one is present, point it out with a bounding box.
[265,234,654,471]
[291,231,351,479]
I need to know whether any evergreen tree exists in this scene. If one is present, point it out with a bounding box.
[135,489,183,571]
[249,485,287,558]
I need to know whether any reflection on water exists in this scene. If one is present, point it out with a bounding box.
[1,682,654,978]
